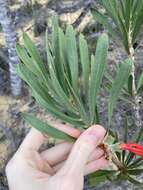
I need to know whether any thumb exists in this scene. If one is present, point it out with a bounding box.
[58,125,106,176]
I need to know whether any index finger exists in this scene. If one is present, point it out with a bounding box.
[20,123,81,151]
[20,128,45,151]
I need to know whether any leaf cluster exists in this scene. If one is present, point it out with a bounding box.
[15,16,139,187]
[91,0,143,54]
[88,119,143,187]
[15,17,109,132]
[16,17,133,131]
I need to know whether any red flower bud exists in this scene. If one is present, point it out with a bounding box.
[120,143,143,157]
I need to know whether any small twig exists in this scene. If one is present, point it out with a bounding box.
[53,0,85,14]
[73,0,94,28]
[53,0,95,15]
[72,7,89,28]
[111,153,124,170]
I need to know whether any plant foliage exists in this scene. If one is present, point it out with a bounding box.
[16,17,110,135]
[88,118,143,187]
[15,16,141,187]
[91,0,143,54]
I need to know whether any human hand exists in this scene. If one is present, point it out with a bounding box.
[6,124,108,190]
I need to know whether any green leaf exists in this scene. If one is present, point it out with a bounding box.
[45,29,79,115]
[34,91,84,128]
[93,0,143,54]
[95,105,100,124]
[89,33,108,123]
[22,113,76,142]
[126,126,143,165]
[131,160,143,169]
[101,0,119,26]
[108,58,133,123]
[15,63,84,127]
[128,169,143,176]
[105,135,115,145]
[128,75,133,96]
[88,170,116,187]
[16,44,39,76]
[79,34,90,94]
[122,115,128,162]
[65,74,89,125]
[51,16,67,88]
[47,59,78,114]
[66,25,79,93]
[23,33,45,74]
[124,0,132,31]
[91,8,120,40]
[137,72,143,91]
[127,175,143,186]
[89,175,107,187]
[51,15,59,56]
[58,27,70,94]
[128,158,143,169]
[132,5,143,42]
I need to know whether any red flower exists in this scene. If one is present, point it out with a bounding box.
[120,143,143,158]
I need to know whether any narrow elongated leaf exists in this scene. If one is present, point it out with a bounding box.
[58,27,70,94]
[89,175,107,187]
[16,44,39,76]
[125,0,132,31]
[137,72,143,91]
[132,6,143,42]
[125,126,143,166]
[51,16,66,87]
[22,113,76,142]
[66,25,79,93]
[128,158,143,168]
[128,75,133,96]
[93,0,143,55]
[51,16,59,56]
[89,33,108,123]
[65,74,89,125]
[91,8,119,40]
[45,31,78,114]
[33,90,85,128]
[122,116,128,162]
[23,33,45,73]
[15,63,84,127]
[79,34,90,93]
[128,169,143,176]
[102,0,121,30]
[23,33,50,87]
[119,0,126,19]
[127,175,143,186]
[108,58,133,123]
[48,58,78,114]
[88,170,116,187]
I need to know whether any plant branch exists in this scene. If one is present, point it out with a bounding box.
[128,30,142,130]
[111,153,124,170]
